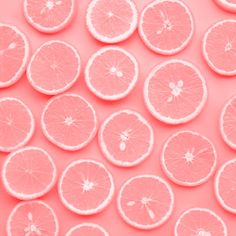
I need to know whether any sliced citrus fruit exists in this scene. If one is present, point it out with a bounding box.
[144,59,207,125]
[41,93,97,151]
[117,175,174,230]
[7,200,59,236]
[139,0,194,55]
[2,146,57,200]
[214,0,236,13]
[203,20,236,76]
[161,130,217,187]
[85,46,138,101]
[0,97,35,152]
[175,208,227,236]
[86,0,138,43]
[99,109,154,167]
[24,0,75,33]
[0,23,29,88]
[58,159,115,215]
[27,40,81,95]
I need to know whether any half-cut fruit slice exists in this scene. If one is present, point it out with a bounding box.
[27,40,81,95]
[99,109,154,167]
[144,59,207,125]
[86,0,138,43]
[59,159,115,215]
[85,46,139,101]
[0,23,29,88]
[117,175,174,230]
[41,94,97,151]
[7,201,59,236]
[214,0,236,13]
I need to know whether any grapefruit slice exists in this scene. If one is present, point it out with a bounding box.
[161,131,217,187]
[117,175,174,230]
[0,97,35,152]
[2,147,57,200]
[7,201,59,236]
[203,20,236,76]
[27,40,81,95]
[85,46,139,101]
[99,109,154,167]
[24,0,75,33]
[58,159,115,215]
[144,59,207,125]
[214,0,236,13]
[86,0,138,43]
[41,93,97,151]
[175,208,227,236]
[139,0,194,55]
[0,23,29,88]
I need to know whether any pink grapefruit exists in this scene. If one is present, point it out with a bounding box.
[214,0,236,12]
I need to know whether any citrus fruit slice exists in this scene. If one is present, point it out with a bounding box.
[139,0,194,55]
[7,201,59,236]
[117,175,174,230]
[144,59,207,125]
[2,147,57,200]
[86,0,138,43]
[0,97,35,152]
[203,20,236,76]
[85,46,139,101]
[27,40,81,95]
[215,159,236,213]
[161,130,217,187]
[41,94,97,151]
[24,0,75,33]
[214,0,236,13]
[58,159,115,215]
[174,208,227,236]
[99,109,154,167]
[66,223,109,236]
[0,23,29,88]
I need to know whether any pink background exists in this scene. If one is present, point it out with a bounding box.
[0,0,236,235]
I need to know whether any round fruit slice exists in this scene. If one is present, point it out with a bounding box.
[203,20,236,76]
[66,223,109,236]
[161,131,217,187]
[99,109,154,167]
[7,201,59,236]
[59,159,115,215]
[0,23,29,88]
[41,94,97,151]
[2,147,57,200]
[117,175,174,230]
[139,0,194,55]
[175,208,227,236]
[215,159,236,213]
[214,0,236,13]
[85,47,138,101]
[27,40,81,95]
[86,0,138,43]
[144,59,207,125]
[0,97,35,152]
[24,0,75,33]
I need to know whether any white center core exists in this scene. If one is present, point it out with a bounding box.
[82,179,94,192]
[183,151,194,162]
[225,42,232,52]
[197,229,211,236]
[110,66,123,78]
[46,0,54,9]
[64,116,74,126]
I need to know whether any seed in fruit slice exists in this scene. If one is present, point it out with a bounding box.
[0,97,35,152]
[27,40,81,95]
[203,20,236,76]
[86,0,138,43]
[117,175,174,230]
[161,130,217,187]
[0,23,29,88]
[85,46,138,101]
[174,208,227,236]
[214,0,236,13]
[24,0,75,33]
[7,201,59,236]
[144,59,207,125]
[59,159,115,215]
[2,147,57,200]
[99,109,154,167]
[139,0,194,55]
[41,93,97,151]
